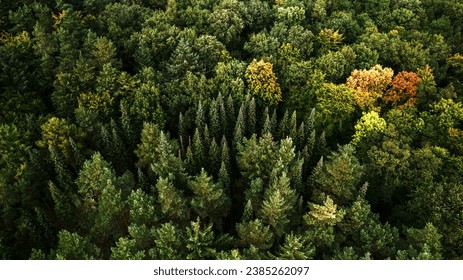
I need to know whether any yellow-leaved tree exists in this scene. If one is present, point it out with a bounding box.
[245,59,282,105]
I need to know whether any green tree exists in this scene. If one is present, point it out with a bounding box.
[189,169,231,225]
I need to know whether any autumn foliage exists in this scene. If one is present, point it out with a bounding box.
[245,59,282,105]
[346,65,393,111]
[384,71,421,107]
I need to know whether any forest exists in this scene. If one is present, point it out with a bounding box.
[1,0,463,260]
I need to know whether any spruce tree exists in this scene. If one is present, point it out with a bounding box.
[247,96,256,136]
[208,138,221,176]
[279,110,289,139]
[192,128,205,173]
[195,101,205,135]
[209,99,221,141]
[261,107,271,135]
[289,111,298,143]
[225,95,235,137]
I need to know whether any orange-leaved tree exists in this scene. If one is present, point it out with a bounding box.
[384,71,421,107]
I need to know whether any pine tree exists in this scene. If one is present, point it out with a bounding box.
[235,102,247,138]
[203,124,211,155]
[178,112,187,158]
[297,121,305,150]
[54,230,100,260]
[150,131,186,186]
[260,172,298,237]
[303,196,345,252]
[134,45,154,70]
[150,222,186,260]
[276,233,315,260]
[167,38,200,78]
[217,94,227,137]
[186,218,217,259]
[236,219,274,251]
[155,177,189,223]
[127,189,158,227]
[189,169,230,226]
[261,107,271,135]
[316,131,328,157]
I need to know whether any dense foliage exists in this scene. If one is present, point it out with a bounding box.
[1,0,463,260]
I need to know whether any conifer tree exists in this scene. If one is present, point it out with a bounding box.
[261,107,271,135]
[270,108,278,136]
[218,162,231,194]
[53,230,100,260]
[192,128,205,173]
[303,196,345,254]
[195,101,205,135]
[208,138,221,176]
[186,218,216,260]
[209,100,221,141]
[167,38,200,78]
[150,222,186,260]
[217,94,227,136]
[289,111,298,143]
[155,177,189,224]
[247,96,256,136]
[189,169,230,225]
[260,172,297,237]
[220,136,231,174]
[236,219,274,251]
[225,95,235,137]
[279,110,289,139]
[276,233,315,260]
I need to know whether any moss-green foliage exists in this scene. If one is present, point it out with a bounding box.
[1,0,463,260]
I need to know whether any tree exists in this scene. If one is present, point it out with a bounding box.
[208,0,247,45]
[312,145,364,205]
[315,83,357,138]
[260,172,298,237]
[189,169,231,225]
[303,196,345,255]
[383,71,421,107]
[167,38,200,78]
[37,117,85,160]
[53,230,100,260]
[346,64,394,111]
[245,59,282,105]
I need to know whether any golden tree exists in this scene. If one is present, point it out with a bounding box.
[245,59,282,105]
[346,64,393,111]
